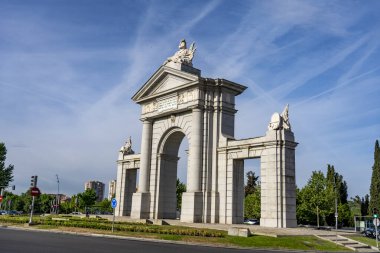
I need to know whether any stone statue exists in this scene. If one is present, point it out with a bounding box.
[281,104,291,130]
[268,104,292,131]
[120,136,134,155]
[165,39,196,66]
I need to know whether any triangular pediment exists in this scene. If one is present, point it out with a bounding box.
[132,65,200,103]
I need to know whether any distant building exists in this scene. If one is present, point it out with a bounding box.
[84,181,105,201]
[108,180,116,200]
[46,194,70,203]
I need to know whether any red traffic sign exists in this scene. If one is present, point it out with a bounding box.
[30,187,41,196]
[0,195,3,202]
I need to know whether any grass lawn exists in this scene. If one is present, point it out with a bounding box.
[36,225,350,251]
[0,215,350,252]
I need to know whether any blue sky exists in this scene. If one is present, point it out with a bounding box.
[0,0,379,198]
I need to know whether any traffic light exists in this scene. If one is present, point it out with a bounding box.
[12,185,15,191]
[30,175,38,188]
[374,208,379,218]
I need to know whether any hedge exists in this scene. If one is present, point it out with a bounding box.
[0,216,225,238]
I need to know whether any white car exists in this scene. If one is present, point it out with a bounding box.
[70,212,83,215]
[244,219,259,225]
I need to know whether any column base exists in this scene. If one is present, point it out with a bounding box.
[260,218,297,228]
[180,192,203,223]
[131,192,151,219]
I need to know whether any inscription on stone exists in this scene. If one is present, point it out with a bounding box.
[157,96,177,112]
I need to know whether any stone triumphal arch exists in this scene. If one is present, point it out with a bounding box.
[115,40,298,228]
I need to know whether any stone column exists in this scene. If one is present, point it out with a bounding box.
[115,163,124,216]
[188,108,202,192]
[181,108,203,223]
[139,120,153,192]
[131,119,152,219]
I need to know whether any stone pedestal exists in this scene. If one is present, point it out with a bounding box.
[260,129,297,228]
[180,192,203,223]
[130,192,150,219]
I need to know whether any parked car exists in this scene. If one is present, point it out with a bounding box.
[70,212,83,215]
[244,218,259,225]
[363,227,380,239]
[8,210,20,215]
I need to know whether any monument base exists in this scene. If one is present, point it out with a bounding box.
[180,192,203,223]
[130,192,150,219]
[260,218,297,228]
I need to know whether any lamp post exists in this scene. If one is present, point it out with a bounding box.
[56,174,60,214]
[334,177,338,231]
[334,176,338,244]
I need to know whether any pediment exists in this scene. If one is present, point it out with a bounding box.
[132,65,200,103]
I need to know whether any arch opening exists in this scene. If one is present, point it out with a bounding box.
[231,158,261,224]
[156,128,188,219]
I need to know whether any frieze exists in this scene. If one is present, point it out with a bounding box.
[142,90,197,114]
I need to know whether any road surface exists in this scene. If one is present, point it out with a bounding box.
[0,227,283,253]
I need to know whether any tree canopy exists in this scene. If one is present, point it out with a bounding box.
[297,165,351,227]
[0,142,14,188]
[244,170,261,219]
[369,140,380,214]
[176,179,186,210]
[244,171,259,197]
[77,188,97,208]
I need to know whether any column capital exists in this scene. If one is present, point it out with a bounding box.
[189,106,203,112]
[140,118,153,123]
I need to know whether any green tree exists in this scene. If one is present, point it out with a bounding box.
[369,140,380,214]
[326,164,348,204]
[0,142,14,188]
[244,170,260,218]
[338,203,352,227]
[97,199,112,213]
[60,201,74,214]
[78,189,97,210]
[325,164,349,225]
[244,171,259,197]
[1,191,23,211]
[244,186,261,219]
[297,171,331,226]
[176,179,186,210]
[348,196,362,217]
[361,194,369,216]
[37,194,55,214]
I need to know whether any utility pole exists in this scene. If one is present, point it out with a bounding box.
[56,174,60,214]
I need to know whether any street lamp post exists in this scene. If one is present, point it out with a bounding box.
[334,176,338,244]
[56,174,60,214]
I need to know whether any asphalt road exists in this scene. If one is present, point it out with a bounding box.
[0,227,282,253]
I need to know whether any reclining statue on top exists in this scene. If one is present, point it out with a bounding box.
[120,136,134,155]
[268,104,292,131]
[165,39,196,66]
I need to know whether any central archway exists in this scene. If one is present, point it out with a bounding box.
[155,127,187,219]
